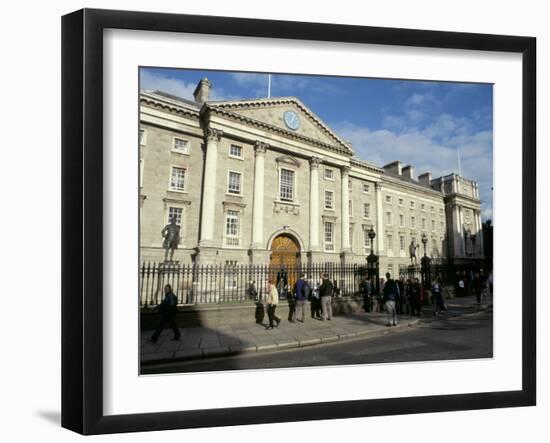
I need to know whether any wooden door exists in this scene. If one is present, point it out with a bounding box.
[270,234,300,288]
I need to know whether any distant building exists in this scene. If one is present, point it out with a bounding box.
[139,78,484,275]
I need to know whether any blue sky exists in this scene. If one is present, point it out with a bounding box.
[140,68,493,220]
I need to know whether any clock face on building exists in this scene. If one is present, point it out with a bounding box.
[283,110,300,131]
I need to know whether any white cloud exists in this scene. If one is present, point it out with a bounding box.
[333,117,493,221]
[140,71,234,101]
[140,71,197,100]
[406,93,433,106]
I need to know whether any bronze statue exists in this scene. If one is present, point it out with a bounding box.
[409,240,418,265]
[161,218,180,262]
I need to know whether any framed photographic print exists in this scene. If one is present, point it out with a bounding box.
[62,8,536,435]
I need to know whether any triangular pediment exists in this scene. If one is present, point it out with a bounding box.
[207,97,353,155]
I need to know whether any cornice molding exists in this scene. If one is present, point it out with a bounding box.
[140,95,200,121]
[381,174,444,198]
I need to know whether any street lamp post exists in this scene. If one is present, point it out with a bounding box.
[420,233,432,290]
[366,227,380,298]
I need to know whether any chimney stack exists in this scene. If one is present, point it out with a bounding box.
[418,172,432,186]
[193,77,212,104]
[402,165,414,180]
[383,160,402,176]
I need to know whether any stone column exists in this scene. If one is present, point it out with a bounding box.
[375,182,384,255]
[251,142,267,249]
[309,157,321,253]
[341,166,351,252]
[198,127,222,252]
[451,204,461,258]
[458,206,465,256]
[477,210,485,256]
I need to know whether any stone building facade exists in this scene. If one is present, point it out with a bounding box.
[139,78,484,275]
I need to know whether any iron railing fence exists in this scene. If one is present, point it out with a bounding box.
[140,262,372,307]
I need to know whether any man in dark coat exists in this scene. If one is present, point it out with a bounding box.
[319,273,334,320]
[361,278,371,312]
[294,273,310,322]
[382,272,400,326]
[409,278,422,316]
[151,284,181,343]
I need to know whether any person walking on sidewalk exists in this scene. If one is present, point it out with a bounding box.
[265,280,281,330]
[150,284,181,343]
[294,273,310,323]
[472,272,483,305]
[319,273,334,321]
[409,277,422,317]
[432,276,446,315]
[361,277,372,313]
[382,272,400,326]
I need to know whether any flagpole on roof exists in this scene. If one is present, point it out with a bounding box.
[267,74,272,98]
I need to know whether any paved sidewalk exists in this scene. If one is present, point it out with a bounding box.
[141,295,492,365]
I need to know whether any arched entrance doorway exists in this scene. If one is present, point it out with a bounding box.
[269,234,301,289]
[270,233,300,268]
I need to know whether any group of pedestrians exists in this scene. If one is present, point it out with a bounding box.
[456,269,492,304]
[264,272,336,329]
[362,274,424,320]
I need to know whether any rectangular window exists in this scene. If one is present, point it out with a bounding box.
[386,211,392,225]
[385,195,392,203]
[225,210,240,246]
[173,137,189,153]
[363,203,370,219]
[399,214,404,227]
[364,229,371,251]
[348,179,353,190]
[387,264,394,278]
[398,198,404,206]
[279,168,295,202]
[421,203,425,210]
[348,199,353,218]
[168,207,183,226]
[169,166,186,191]
[324,222,334,250]
[411,216,416,228]
[363,183,370,193]
[422,218,426,229]
[349,226,354,244]
[227,171,242,195]
[440,221,444,231]
[410,201,416,209]
[431,205,435,213]
[324,168,334,180]
[432,219,436,230]
[139,128,145,145]
[387,234,393,250]
[324,190,334,210]
[400,235,405,251]
[229,144,243,158]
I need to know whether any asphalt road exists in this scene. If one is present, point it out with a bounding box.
[142,307,493,374]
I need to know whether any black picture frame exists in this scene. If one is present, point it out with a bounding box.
[61,8,536,435]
